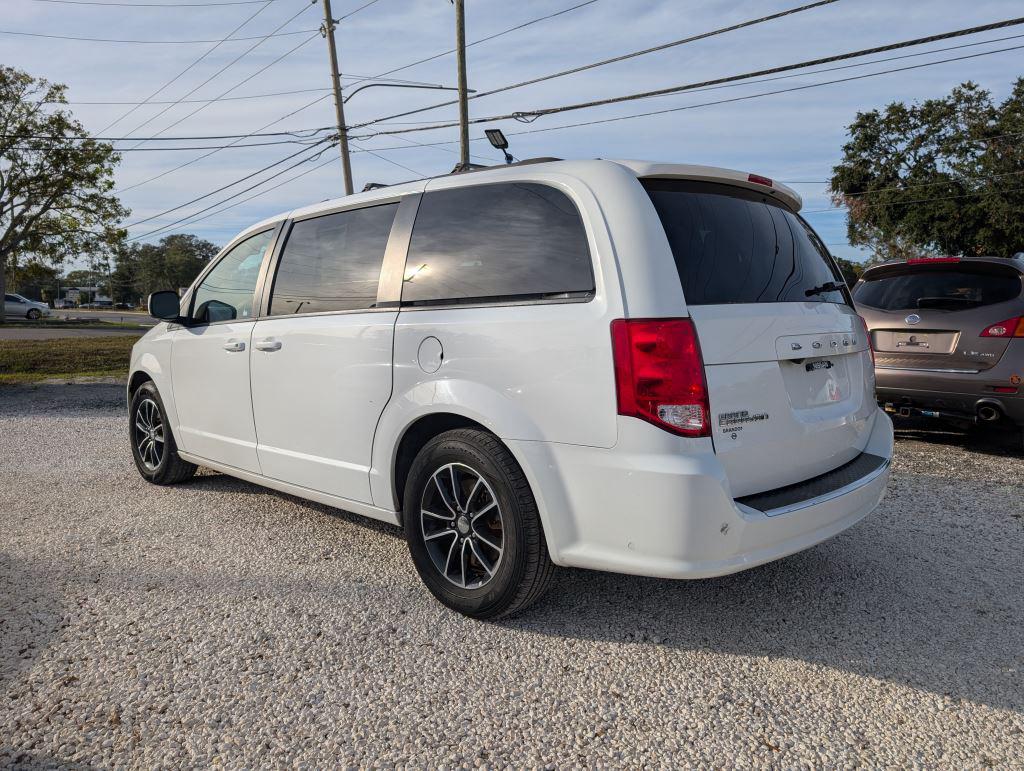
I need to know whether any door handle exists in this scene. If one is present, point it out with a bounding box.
[222,340,246,352]
[254,338,282,352]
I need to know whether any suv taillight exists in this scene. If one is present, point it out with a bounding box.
[610,318,710,437]
[980,317,1024,338]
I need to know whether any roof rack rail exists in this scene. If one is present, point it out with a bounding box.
[358,157,568,195]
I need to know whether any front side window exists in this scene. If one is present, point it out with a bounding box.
[402,182,594,305]
[191,229,273,324]
[644,179,846,305]
[269,203,398,315]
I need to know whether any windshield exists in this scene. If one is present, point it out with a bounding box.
[854,264,1022,311]
[643,179,846,306]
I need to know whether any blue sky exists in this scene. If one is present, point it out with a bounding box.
[3,0,1021,264]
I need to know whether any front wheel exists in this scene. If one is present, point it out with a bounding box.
[26,308,41,320]
[403,428,555,619]
[129,381,196,485]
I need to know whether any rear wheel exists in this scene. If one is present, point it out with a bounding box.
[129,381,196,485]
[403,428,555,619]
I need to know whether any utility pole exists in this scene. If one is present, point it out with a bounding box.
[321,0,354,194]
[454,0,470,169]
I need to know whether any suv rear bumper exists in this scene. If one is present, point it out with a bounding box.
[509,409,893,579]
[875,356,1024,426]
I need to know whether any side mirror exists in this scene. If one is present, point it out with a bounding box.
[148,290,183,322]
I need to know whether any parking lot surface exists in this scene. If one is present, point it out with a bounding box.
[1,384,1022,767]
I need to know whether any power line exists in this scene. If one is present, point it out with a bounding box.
[351,0,841,130]
[124,138,334,227]
[351,142,427,177]
[63,76,439,105]
[96,0,276,135]
[348,0,600,87]
[30,0,276,6]
[7,127,330,141]
[10,137,327,151]
[147,154,338,235]
[0,26,320,43]
[118,1,319,141]
[806,180,1024,214]
[127,140,336,240]
[351,20,1024,139]
[110,0,588,198]
[113,92,333,194]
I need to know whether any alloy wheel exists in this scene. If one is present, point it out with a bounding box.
[133,397,165,471]
[420,462,504,589]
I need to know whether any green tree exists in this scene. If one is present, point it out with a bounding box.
[130,233,217,299]
[830,79,1024,260]
[0,65,127,321]
[8,259,59,301]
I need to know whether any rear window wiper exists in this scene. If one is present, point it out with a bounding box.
[804,281,845,298]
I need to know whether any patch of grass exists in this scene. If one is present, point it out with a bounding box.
[0,336,137,384]
[12,319,150,329]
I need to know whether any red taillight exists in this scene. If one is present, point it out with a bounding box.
[908,256,961,264]
[857,315,875,366]
[747,173,773,187]
[980,317,1024,338]
[992,386,1019,394]
[610,318,710,437]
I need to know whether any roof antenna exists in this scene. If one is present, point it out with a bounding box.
[485,128,514,165]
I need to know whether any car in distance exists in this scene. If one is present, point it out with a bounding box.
[129,159,893,619]
[4,293,51,319]
[854,256,1024,438]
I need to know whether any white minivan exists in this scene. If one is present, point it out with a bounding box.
[130,159,893,618]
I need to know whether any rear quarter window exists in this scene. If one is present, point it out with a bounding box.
[401,182,594,305]
[643,179,846,306]
[854,264,1022,311]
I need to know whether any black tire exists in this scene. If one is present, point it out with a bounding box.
[129,381,196,485]
[403,428,556,620]
[26,308,41,320]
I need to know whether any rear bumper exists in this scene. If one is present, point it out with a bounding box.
[875,358,1024,425]
[875,383,1024,426]
[510,409,893,580]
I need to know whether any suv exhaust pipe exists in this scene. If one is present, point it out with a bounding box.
[977,404,1002,423]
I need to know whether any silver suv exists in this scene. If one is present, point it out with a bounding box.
[854,256,1024,435]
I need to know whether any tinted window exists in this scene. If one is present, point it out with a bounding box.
[191,229,273,324]
[644,180,845,305]
[402,182,593,304]
[270,203,398,315]
[854,265,1022,311]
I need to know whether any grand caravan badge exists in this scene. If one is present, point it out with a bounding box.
[717,410,770,428]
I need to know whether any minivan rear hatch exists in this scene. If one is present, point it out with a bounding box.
[853,259,1024,372]
[644,178,877,497]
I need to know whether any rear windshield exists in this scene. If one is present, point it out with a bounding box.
[643,179,846,306]
[854,264,1022,311]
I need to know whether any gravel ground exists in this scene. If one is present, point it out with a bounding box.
[1,384,1022,768]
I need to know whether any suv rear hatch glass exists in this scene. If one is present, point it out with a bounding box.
[644,179,876,497]
[853,260,1023,372]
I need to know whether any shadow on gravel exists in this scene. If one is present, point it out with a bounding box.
[0,383,124,416]
[508,510,1024,714]
[0,554,63,692]
[184,471,403,539]
[892,416,1023,458]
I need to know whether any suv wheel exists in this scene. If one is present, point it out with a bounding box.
[26,308,41,320]
[403,428,555,619]
[129,381,196,485]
